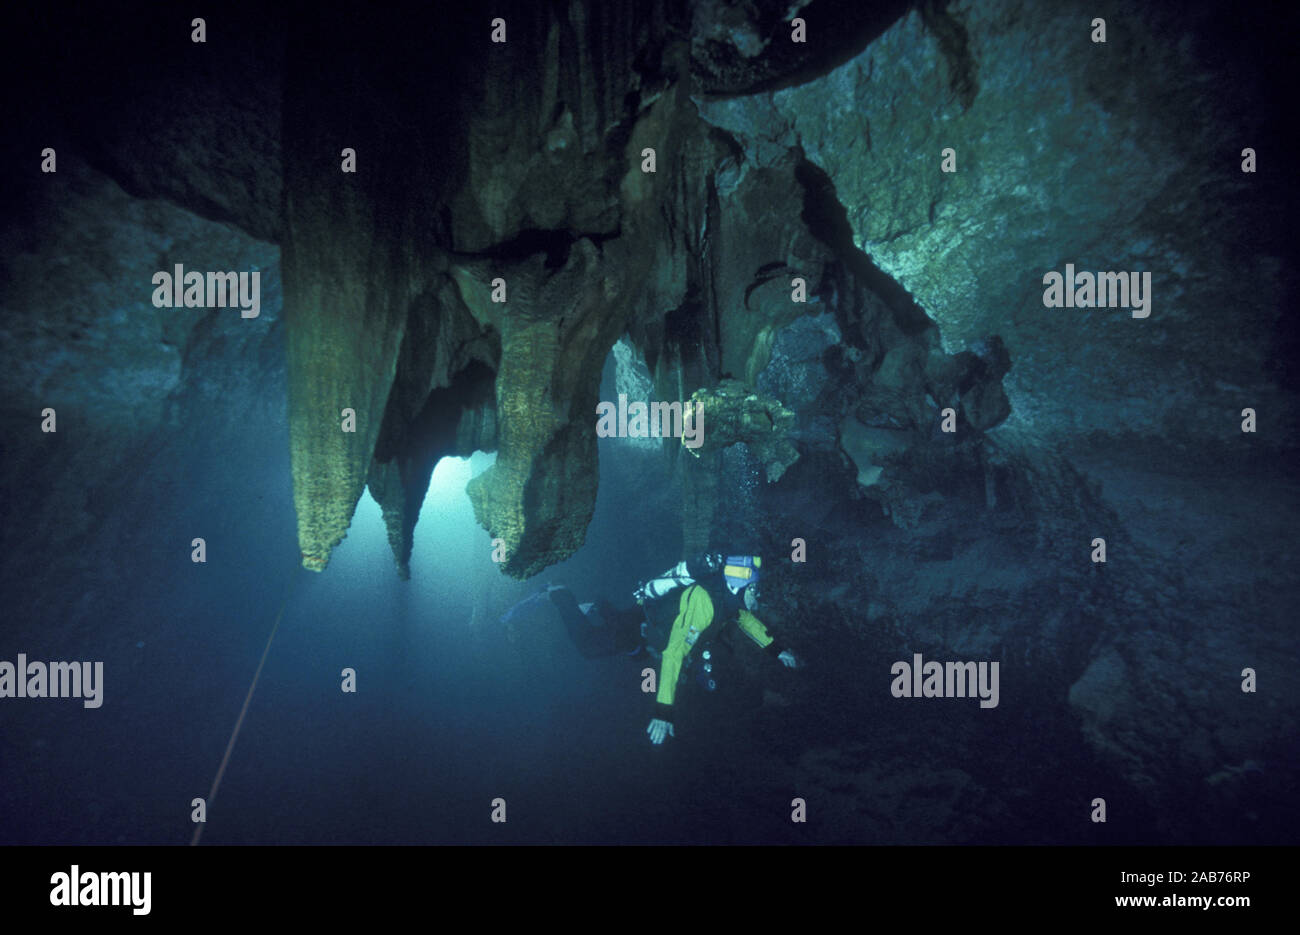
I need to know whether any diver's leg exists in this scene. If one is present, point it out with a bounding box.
[602,603,645,655]
[548,587,621,658]
[547,586,587,640]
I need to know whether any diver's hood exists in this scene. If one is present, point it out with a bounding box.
[723,555,761,591]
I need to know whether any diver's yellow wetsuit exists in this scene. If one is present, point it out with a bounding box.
[651,582,780,721]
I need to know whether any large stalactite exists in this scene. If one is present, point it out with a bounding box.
[281,2,691,576]
[278,0,1013,580]
[281,6,465,572]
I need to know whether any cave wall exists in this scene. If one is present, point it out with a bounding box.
[697,0,1298,453]
[0,154,286,631]
[690,0,1299,840]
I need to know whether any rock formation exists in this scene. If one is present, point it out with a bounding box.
[3,0,1295,845]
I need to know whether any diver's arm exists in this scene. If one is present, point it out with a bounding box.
[655,616,690,712]
[644,637,686,743]
[736,608,775,648]
[738,609,798,668]
[645,607,694,744]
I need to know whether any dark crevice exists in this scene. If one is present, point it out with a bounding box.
[793,156,932,337]
[919,0,979,111]
[409,360,498,462]
[453,228,576,270]
[707,125,746,166]
[450,226,622,271]
[744,263,797,309]
[692,0,913,98]
[384,359,498,572]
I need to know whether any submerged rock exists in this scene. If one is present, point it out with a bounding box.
[686,380,799,482]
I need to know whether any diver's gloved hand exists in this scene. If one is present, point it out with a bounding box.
[704,552,724,572]
[778,650,798,669]
[647,718,675,745]
[633,582,650,605]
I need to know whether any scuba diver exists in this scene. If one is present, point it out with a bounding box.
[508,553,797,745]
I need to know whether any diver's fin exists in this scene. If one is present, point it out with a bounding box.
[498,589,548,625]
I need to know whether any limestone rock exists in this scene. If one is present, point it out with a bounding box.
[685,379,798,482]
[840,416,911,487]
[697,0,1298,450]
